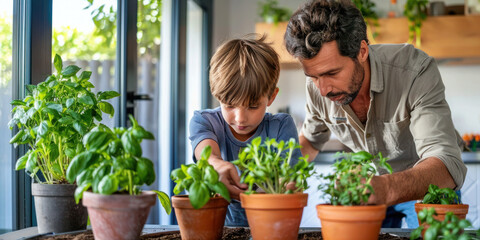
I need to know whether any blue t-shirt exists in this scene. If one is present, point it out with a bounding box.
[189,107,302,226]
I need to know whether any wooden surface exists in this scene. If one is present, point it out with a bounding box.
[256,15,480,66]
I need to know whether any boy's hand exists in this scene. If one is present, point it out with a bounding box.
[209,158,248,200]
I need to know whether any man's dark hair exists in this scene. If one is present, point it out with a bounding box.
[284,0,368,60]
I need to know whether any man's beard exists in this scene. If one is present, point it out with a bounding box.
[327,60,364,105]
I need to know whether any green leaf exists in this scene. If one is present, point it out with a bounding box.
[152,190,172,215]
[10,129,26,144]
[58,116,74,125]
[204,165,219,184]
[200,145,212,160]
[98,101,115,117]
[66,151,98,183]
[188,182,210,209]
[98,174,119,195]
[132,126,154,140]
[66,98,75,108]
[121,132,142,157]
[47,103,63,113]
[11,100,26,106]
[37,121,48,137]
[76,168,93,186]
[78,94,94,106]
[98,91,120,101]
[136,158,155,185]
[187,165,202,181]
[74,182,91,204]
[78,71,92,81]
[61,65,81,77]
[15,153,29,170]
[209,182,231,202]
[84,131,112,151]
[170,168,186,180]
[25,151,37,173]
[73,121,86,135]
[54,54,63,73]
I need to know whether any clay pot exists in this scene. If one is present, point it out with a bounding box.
[316,204,387,240]
[172,195,229,240]
[32,183,88,234]
[240,193,308,240]
[83,191,156,240]
[414,203,469,236]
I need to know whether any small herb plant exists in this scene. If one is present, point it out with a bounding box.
[65,115,171,215]
[258,0,291,25]
[170,146,231,209]
[319,151,392,206]
[232,137,314,194]
[404,0,428,47]
[9,54,119,184]
[422,184,460,205]
[410,208,477,240]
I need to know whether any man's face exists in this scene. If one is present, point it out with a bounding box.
[300,41,365,105]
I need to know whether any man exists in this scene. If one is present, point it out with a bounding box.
[284,0,467,227]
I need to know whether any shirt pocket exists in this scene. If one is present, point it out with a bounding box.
[376,117,412,153]
[324,122,358,151]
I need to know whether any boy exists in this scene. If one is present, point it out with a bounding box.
[189,34,302,226]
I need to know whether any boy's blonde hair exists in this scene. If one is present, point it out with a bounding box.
[209,34,280,107]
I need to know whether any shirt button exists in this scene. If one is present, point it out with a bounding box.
[366,133,371,138]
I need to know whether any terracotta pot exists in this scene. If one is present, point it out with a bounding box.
[240,193,308,240]
[172,195,229,240]
[83,191,156,240]
[32,183,88,234]
[414,203,469,236]
[316,204,387,240]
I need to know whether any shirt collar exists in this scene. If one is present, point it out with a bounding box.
[368,45,384,93]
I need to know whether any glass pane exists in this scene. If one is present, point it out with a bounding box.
[135,0,162,224]
[52,0,118,127]
[185,0,204,165]
[0,0,13,233]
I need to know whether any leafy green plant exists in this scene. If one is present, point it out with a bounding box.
[352,0,380,40]
[9,54,119,184]
[232,137,314,194]
[404,0,428,47]
[410,208,477,240]
[170,146,231,209]
[422,184,460,205]
[258,0,291,25]
[319,151,392,206]
[65,115,171,214]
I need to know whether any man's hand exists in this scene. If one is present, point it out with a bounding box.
[208,157,248,200]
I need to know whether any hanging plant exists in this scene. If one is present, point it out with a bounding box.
[258,0,291,25]
[404,0,428,48]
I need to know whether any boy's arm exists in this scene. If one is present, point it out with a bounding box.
[299,133,319,162]
[195,139,247,200]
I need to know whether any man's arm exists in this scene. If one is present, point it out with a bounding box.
[368,156,456,206]
[299,133,319,162]
[194,139,247,200]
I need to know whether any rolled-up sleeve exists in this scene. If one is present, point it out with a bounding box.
[408,57,467,190]
[189,111,218,159]
[301,79,331,151]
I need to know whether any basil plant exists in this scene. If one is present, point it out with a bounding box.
[9,54,119,184]
[233,136,315,194]
[319,151,393,206]
[66,115,171,215]
[170,146,231,209]
[422,184,460,205]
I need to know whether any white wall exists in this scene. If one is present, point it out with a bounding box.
[212,0,480,135]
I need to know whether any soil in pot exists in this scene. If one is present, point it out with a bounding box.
[35,228,409,240]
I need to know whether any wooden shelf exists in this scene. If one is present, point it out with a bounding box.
[255,15,480,66]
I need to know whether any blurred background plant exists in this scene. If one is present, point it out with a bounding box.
[258,0,291,25]
[404,0,428,48]
[352,0,380,43]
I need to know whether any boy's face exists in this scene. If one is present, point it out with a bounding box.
[220,90,278,142]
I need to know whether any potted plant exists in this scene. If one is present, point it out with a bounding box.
[316,151,393,240]
[258,0,291,25]
[9,54,119,233]
[410,207,476,240]
[232,137,314,240]
[404,0,428,47]
[415,184,469,224]
[66,115,171,240]
[170,145,231,240]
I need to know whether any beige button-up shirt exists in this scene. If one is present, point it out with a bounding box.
[302,44,467,190]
